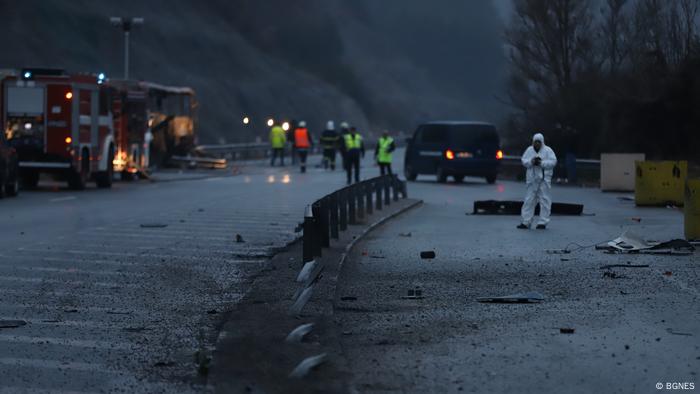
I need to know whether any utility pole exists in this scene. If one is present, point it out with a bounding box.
[109,17,144,80]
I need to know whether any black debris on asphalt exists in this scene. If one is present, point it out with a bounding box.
[420,251,436,259]
[140,223,168,228]
[0,320,27,329]
[477,291,545,303]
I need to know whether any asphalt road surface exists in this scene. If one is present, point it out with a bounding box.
[335,175,698,393]
[0,154,382,393]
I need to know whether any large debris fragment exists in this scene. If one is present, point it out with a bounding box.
[596,231,695,255]
[472,200,584,215]
[477,291,545,304]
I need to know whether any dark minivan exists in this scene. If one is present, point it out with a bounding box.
[404,121,502,183]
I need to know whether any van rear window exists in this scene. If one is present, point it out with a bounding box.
[449,125,498,149]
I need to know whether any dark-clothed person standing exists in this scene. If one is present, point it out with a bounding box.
[320,121,339,170]
[343,126,365,184]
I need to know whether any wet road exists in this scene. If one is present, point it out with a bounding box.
[0,155,384,393]
[335,176,698,393]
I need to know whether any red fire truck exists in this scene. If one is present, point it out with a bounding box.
[1,68,115,189]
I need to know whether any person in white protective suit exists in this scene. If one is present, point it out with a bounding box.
[517,133,557,229]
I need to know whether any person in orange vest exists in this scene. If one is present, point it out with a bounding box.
[293,121,313,173]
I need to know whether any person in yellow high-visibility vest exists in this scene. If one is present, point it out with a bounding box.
[375,130,396,176]
[269,122,287,166]
[344,126,365,184]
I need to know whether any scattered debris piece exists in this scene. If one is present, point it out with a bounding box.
[402,287,424,299]
[340,296,357,301]
[235,234,245,243]
[0,320,27,329]
[560,328,575,334]
[420,251,436,259]
[603,271,628,279]
[342,331,353,336]
[473,200,584,215]
[666,328,692,336]
[206,309,219,315]
[477,291,545,304]
[63,308,78,313]
[369,255,386,259]
[399,232,412,237]
[617,196,634,202]
[140,223,168,228]
[599,264,649,269]
[546,249,571,254]
[285,323,314,343]
[154,361,176,367]
[663,271,673,276]
[630,217,642,223]
[560,258,570,261]
[289,353,327,378]
[106,310,131,315]
[598,232,695,255]
[620,291,629,295]
[122,326,148,333]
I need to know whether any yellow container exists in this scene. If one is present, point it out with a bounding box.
[685,179,700,240]
[634,161,688,206]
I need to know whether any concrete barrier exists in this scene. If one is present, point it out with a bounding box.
[635,161,687,206]
[685,179,700,240]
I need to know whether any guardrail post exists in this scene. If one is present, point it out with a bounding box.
[311,203,322,257]
[339,189,348,231]
[384,175,391,206]
[302,205,314,263]
[365,181,373,215]
[348,186,357,225]
[330,192,339,239]
[319,197,330,247]
[375,180,383,210]
[357,182,365,220]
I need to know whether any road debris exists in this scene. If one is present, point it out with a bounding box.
[599,264,649,269]
[560,328,575,334]
[420,251,436,259]
[340,296,357,301]
[235,234,245,243]
[597,231,695,255]
[289,353,327,378]
[546,249,571,254]
[617,196,635,202]
[206,309,219,314]
[153,361,176,367]
[666,328,692,336]
[663,271,673,276]
[122,326,148,333]
[399,232,412,237]
[630,217,642,222]
[472,200,584,215]
[402,287,424,299]
[0,320,27,328]
[477,291,545,303]
[140,223,168,228]
[285,323,314,343]
[603,271,628,279]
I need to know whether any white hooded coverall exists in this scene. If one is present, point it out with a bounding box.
[520,133,557,226]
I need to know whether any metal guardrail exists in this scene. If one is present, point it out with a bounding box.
[302,174,407,263]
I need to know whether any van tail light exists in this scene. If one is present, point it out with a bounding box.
[445,149,455,160]
[496,150,504,160]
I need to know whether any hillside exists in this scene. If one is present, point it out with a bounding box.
[0,0,508,143]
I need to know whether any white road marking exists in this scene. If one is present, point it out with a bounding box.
[0,334,136,350]
[0,357,114,373]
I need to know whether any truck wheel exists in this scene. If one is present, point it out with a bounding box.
[486,174,497,184]
[68,150,89,190]
[436,167,447,183]
[20,170,39,189]
[404,164,417,181]
[96,147,114,188]
[5,166,19,197]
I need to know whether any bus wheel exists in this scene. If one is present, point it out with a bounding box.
[96,147,114,188]
[20,170,39,189]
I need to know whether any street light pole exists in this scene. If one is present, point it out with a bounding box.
[109,17,144,80]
